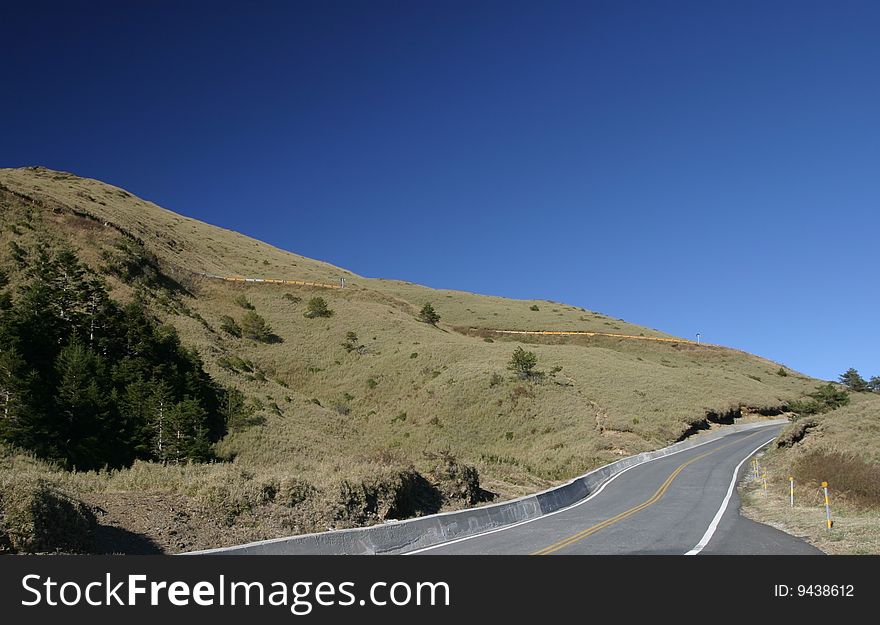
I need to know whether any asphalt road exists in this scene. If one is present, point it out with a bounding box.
[410,424,822,555]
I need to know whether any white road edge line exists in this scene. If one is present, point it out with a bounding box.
[684,437,777,555]
[406,426,778,555]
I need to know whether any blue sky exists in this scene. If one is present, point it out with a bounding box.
[2,1,877,381]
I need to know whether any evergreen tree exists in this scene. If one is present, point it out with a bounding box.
[838,368,868,392]
[165,398,211,463]
[9,277,69,377]
[28,248,107,339]
[418,303,441,325]
[304,297,333,318]
[117,377,160,462]
[0,345,39,447]
[809,383,851,410]
[53,338,111,469]
[508,346,539,379]
[868,376,880,393]
[0,347,21,425]
[148,381,174,463]
[233,294,255,310]
[220,315,241,337]
[240,310,273,341]
[184,422,215,463]
[8,241,27,267]
[790,383,851,415]
[341,331,361,353]
[221,387,264,432]
[0,247,227,468]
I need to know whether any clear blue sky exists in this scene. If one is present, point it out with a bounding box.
[2,1,877,381]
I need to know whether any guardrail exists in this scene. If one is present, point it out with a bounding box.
[195,276,708,348]
[475,328,704,346]
[199,272,343,289]
[185,419,786,555]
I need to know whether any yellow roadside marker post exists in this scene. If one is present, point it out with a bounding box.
[789,476,794,507]
[762,470,767,493]
[822,482,833,530]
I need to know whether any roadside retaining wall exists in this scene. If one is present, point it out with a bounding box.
[186,419,787,555]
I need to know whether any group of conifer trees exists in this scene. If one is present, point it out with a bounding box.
[0,248,226,470]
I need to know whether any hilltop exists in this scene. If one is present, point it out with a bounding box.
[0,166,826,553]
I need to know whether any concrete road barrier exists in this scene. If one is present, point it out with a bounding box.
[185,419,787,555]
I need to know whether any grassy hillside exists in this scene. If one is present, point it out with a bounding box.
[0,166,825,553]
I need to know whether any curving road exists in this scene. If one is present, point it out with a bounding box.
[408,424,821,555]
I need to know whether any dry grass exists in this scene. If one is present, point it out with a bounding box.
[0,441,484,552]
[795,451,880,508]
[741,393,880,554]
[741,483,880,555]
[776,393,880,462]
[0,451,96,553]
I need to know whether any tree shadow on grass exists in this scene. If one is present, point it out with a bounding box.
[476,487,497,504]
[92,524,164,555]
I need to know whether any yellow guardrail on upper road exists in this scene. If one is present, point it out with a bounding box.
[199,272,344,290]
[476,329,706,346]
[198,274,713,348]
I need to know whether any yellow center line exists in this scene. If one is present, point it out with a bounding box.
[531,430,763,555]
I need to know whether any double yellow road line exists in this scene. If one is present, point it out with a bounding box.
[532,430,763,555]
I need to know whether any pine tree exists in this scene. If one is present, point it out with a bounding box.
[221,387,254,432]
[148,382,174,463]
[838,368,868,392]
[0,247,226,469]
[116,377,164,463]
[419,303,441,325]
[0,347,22,425]
[165,398,210,463]
[0,346,38,445]
[508,346,539,379]
[8,241,27,267]
[304,297,333,318]
[790,383,851,415]
[11,278,68,376]
[220,315,242,337]
[240,311,273,341]
[53,338,111,469]
[185,422,215,463]
[27,248,106,337]
[49,249,89,328]
[341,331,361,353]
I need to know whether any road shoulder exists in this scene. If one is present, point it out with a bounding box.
[739,480,880,554]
